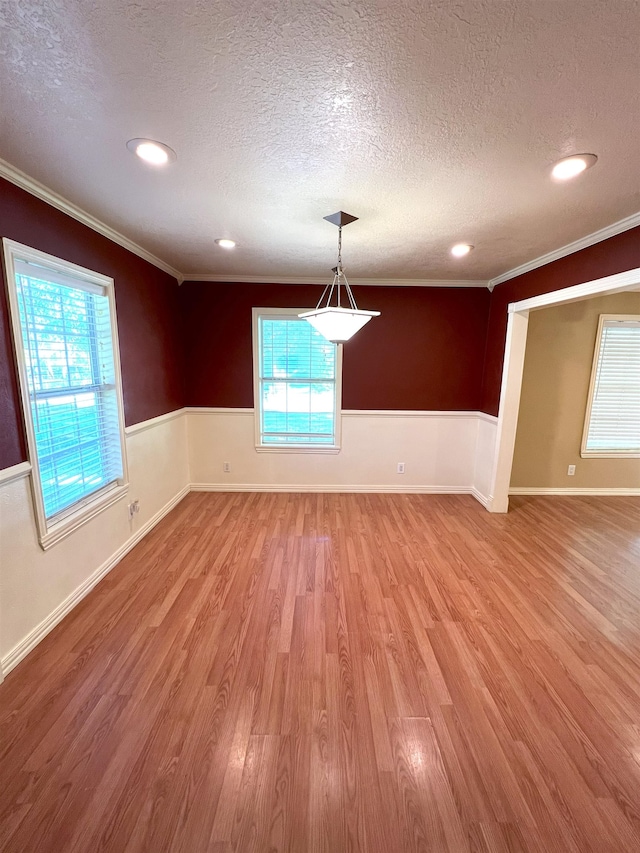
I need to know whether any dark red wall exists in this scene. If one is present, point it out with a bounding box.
[481,225,640,415]
[181,281,491,411]
[0,177,185,470]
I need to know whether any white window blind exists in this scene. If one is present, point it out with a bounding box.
[582,315,640,456]
[255,311,339,447]
[13,257,124,519]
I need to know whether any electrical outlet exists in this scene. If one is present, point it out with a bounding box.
[223,462,231,473]
[397,462,405,474]
[567,465,576,476]
[128,499,140,518]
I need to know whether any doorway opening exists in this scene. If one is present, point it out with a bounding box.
[489,266,640,512]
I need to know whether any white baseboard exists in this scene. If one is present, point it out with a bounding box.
[470,487,492,508]
[0,484,190,677]
[509,487,640,496]
[191,483,490,510]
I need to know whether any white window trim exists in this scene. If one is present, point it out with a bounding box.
[581,313,640,459]
[252,307,343,453]
[2,238,129,549]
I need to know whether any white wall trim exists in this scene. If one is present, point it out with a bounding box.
[0,157,183,283]
[489,311,531,513]
[183,407,497,420]
[181,274,490,288]
[0,484,190,677]
[0,460,32,484]
[509,268,640,313]
[476,411,499,424]
[489,209,640,289]
[125,408,186,435]
[342,409,484,419]
[510,487,640,496]
[185,407,254,415]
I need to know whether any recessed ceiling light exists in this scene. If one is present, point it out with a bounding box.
[551,153,597,181]
[451,243,473,258]
[126,138,176,166]
[215,238,236,249]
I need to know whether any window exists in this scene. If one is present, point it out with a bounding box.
[581,314,640,458]
[3,239,128,548]
[252,308,342,450]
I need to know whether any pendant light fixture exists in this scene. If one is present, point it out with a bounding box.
[299,211,380,343]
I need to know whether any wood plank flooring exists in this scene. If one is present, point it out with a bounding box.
[1,492,640,852]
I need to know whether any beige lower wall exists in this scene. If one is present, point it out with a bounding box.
[187,409,497,501]
[511,292,640,490]
[0,413,190,673]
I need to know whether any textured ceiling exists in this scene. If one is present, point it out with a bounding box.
[1,0,639,282]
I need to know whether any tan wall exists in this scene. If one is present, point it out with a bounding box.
[511,292,640,490]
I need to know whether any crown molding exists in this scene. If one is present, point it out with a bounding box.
[488,209,640,290]
[9,152,637,294]
[181,274,489,288]
[0,157,183,283]
[0,159,484,289]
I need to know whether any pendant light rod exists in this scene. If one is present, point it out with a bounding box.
[314,212,360,311]
[337,225,342,302]
[299,211,380,344]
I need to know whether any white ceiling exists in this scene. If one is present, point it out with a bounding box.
[1,1,639,283]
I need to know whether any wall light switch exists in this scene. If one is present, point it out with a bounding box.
[567,464,576,476]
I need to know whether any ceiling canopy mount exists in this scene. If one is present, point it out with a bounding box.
[323,211,359,228]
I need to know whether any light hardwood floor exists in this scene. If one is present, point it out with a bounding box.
[1,492,640,852]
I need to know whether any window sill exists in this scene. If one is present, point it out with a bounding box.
[38,482,129,550]
[255,445,341,454]
[580,450,640,459]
